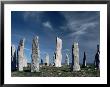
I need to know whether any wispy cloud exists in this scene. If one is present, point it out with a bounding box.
[43,21,53,31]
[67,22,98,37]
[23,11,43,22]
[59,12,99,41]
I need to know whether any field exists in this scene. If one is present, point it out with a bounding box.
[11,64,100,77]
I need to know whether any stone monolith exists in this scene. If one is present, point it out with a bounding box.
[11,44,16,71]
[55,37,62,67]
[18,39,25,71]
[65,54,69,65]
[72,42,80,71]
[31,36,40,72]
[23,56,27,67]
[82,51,86,68]
[94,44,100,69]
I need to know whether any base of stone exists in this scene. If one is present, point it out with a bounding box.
[55,65,62,67]
[73,65,80,71]
[31,70,40,72]
[18,69,23,71]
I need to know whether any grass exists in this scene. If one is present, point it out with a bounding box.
[11,64,100,77]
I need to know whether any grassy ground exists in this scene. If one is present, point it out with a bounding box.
[11,64,100,77]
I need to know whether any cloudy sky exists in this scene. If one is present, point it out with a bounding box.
[11,11,100,64]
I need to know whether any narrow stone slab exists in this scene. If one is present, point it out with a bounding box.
[18,39,25,71]
[31,36,40,72]
[11,44,16,71]
[72,42,80,71]
[94,44,100,69]
[82,51,86,67]
[55,37,62,67]
[65,54,69,65]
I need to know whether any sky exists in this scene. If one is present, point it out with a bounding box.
[11,11,100,64]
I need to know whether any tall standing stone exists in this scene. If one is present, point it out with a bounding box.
[23,56,27,67]
[52,52,56,66]
[82,51,86,67]
[72,42,80,71]
[18,39,25,71]
[65,54,69,65]
[11,44,16,71]
[45,53,49,66]
[31,36,40,72]
[94,44,100,69]
[41,59,43,65]
[55,37,62,67]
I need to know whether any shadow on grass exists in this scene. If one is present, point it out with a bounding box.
[24,69,31,72]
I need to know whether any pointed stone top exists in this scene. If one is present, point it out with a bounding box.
[33,36,39,44]
[19,39,25,46]
[19,38,25,46]
[72,42,78,48]
[34,36,39,39]
[20,38,25,42]
[11,44,16,52]
[74,42,78,45]
[11,44,16,48]
[56,37,62,44]
[56,37,62,40]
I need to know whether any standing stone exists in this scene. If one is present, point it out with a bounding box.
[23,56,27,67]
[52,52,56,66]
[72,42,80,71]
[55,37,62,67]
[94,44,100,69]
[82,51,86,68]
[18,39,25,71]
[41,59,43,65]
[11,44,16,71]
[65,54,69,65]
[45,53,49,66]
[31,36,40,72]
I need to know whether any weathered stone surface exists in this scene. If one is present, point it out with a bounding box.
[65,54,69,65]
[45,53,49,66]
[23,56,27,67]
[11,44,16,71]
[55,37,62,67]
[82,52,86,67]
[94,45,100,69]
[18,39,26,71]
[72,42,80,71]
[31,36,40,72]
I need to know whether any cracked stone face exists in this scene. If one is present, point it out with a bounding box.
[18,39,25,71]
[31,36,40,72]
[18,39,27,71]
[72,42,80,71]
[23,56,27,67]
[55,37,62,67]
